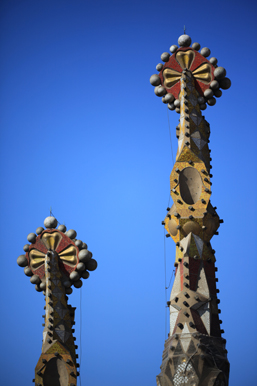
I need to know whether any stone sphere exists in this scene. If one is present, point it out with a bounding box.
[76,262,85,272]
[86,259,98,271]
[168,103,175,111]
[23,244,30,252]
[35,284,42,292]
[78,249,92,263]
[75,239,83,249]
[44,216,57,229]
[150,74,161,86]
[164,93,175,103]
[207,97,216,106]
[204,89,214,99]
[40,281,46,290]
[214,89,222,98]
[154,86,160,96]
[66,287,73,295]
[24,266,33,276]
[209,57,218,66]
[73,280,83,289]
[219,77,231,90]
[30,275,40,285]
[81,270,90,279]
[210,80,219,90]
[214,67,226,80]
[81,242,88,250]
[63,280,71,288]
[70,271,80,281]
[156,63,163,72]
[170,45,178,53]
[174,99,180,107]
[200,103,207,110]
[175,107,180,113]
[161,52,170,62]
[58,224,66,232]
[66,229,77,239]
[200,47,211,57]
[178,34,191,47]
[197,96,205,104]
[27,233,37,244]
[36,227,44,235]
[192,42,200,51]
[162,96,167,104]
[17,255,28,267]
[156,86,167,97]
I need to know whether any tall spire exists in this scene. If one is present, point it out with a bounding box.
[17,216,97,385]
[150,34,231,386]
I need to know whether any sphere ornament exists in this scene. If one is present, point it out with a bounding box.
[170,45,178,53]
[17,216,97,292]
[178,34,192,47]
[44,216,57,229]
[150,34,231,110]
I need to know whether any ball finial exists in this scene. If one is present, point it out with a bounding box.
[44,216,57,229]
[178,34,191,47]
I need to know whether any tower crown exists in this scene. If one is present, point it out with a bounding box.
[150,34,231,112]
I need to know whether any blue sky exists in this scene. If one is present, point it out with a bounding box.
[0,1,257,385]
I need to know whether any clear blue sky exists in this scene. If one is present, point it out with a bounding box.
[0,1,256,385]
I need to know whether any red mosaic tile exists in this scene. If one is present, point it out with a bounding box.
[34,264,45,279]
[29,237,47,254]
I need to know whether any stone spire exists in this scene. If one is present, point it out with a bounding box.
[150,34,231,386]
[17,216,97,386]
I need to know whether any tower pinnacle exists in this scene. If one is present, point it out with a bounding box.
[150,34,231,386]
[17,216,97,385]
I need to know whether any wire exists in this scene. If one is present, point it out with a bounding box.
[79,287,82,386]
[49,209,63,226]
[164,228,167,340]
[166,269,175,290]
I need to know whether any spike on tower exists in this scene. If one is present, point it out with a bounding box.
[150,34,231,386]
[17,216,97,385]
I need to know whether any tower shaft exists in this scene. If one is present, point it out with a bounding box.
[34,250,78,386]
[157,70,229,385]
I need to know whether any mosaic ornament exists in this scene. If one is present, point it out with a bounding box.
[151,34,230,386]
[150,35,231,113]
[17,216,97,386]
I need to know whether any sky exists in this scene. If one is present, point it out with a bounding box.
[0,1,257,385]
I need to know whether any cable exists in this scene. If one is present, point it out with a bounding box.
[164,228,167,340]
[166,269,175,290]
[49,209,62,227]
[79,287,82,386]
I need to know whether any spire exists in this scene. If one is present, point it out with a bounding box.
[150,34,231,386]
[17,216,97,385]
